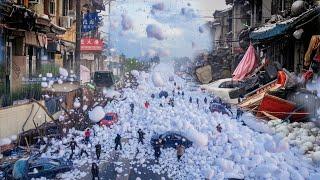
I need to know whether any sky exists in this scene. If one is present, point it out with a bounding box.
[101,0,228,60]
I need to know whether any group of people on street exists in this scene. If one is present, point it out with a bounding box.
[65,81,246,179]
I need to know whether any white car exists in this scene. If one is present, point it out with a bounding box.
[200,78,245,104]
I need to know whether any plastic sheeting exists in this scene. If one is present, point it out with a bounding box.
[232,44,258,81]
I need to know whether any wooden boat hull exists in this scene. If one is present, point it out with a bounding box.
[257,94,307,121]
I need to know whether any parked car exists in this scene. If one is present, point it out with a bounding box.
[99,112,118,126]
[151,132,193,149]
[200,78,246,104]
[93,71,115,88]
[159,91,169,99]
[3,157,72,179]
[209,102,232,116]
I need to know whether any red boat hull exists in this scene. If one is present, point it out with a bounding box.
[257,94,307,121]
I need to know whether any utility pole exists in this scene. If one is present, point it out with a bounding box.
[75,0,81,77]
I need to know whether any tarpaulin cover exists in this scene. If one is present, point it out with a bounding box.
[250,7,320,41]
[13,159,28,179]
[232,44,258,81]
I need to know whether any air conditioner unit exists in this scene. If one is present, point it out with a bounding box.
[59,16,71,29]
[29,0,40,4]
[68,10,76,18]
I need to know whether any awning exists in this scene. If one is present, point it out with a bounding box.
[250,6,320,42]
[25,31,48,48]
[50,23,66,35]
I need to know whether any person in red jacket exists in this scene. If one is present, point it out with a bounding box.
[144,101,150,109]
[84,128,91,144]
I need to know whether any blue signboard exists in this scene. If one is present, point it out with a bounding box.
[82,12,102,32]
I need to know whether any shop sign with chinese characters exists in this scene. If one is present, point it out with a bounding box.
[80,38,104,51]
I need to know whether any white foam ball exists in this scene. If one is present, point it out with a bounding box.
[41,82,48,88]
[0,138,12,146]
[58,79,63,84]
[59,67,69,77]
[152,72,165,87]
[88,106,105,123]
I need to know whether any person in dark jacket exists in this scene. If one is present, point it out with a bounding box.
[151,94,155,99]
[204,97,208,104]
[196,98,199,107]
[236,108,243,120]
[154,140,162,162]
[79,143,89,158]
[189,97,192,103]
[216,124,222,133]
[68,137,78,159]
[95,143,102,160]
[91,162,100,180]
[138,129,145,144]
[181,91,184,98]
[130,103,134,114]
[115,134,122,150]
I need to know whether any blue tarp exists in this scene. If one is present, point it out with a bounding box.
[13,159,28,179]
[250,7,320,42]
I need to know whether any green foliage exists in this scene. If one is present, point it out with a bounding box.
[40,63,60,76]
[0,83,42,107]
[124,58,144,72]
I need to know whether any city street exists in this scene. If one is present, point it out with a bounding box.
[1,0,320,180]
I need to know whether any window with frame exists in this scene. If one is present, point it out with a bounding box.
[49,0,55,15]
[62,0,68,16]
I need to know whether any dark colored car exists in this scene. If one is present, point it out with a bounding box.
[94,71,115,88]
[99,112,119,126]
[151,132,193,149]
[159,91,169,99]
[209,102,232,116]
[3,157,72,179]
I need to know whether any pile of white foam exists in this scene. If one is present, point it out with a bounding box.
[44,63,320,180]
[268,120,320,164]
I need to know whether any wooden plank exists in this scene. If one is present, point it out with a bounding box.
[261,111,280,120]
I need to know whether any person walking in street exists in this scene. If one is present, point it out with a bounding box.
[79,143,89,158]
[204,97,207,104]
[216,124,222,133]
[144,101,150,109]
[68,137,78,160]
[130,103,134,114]
[138,129,145,144]
[84,128,91,145]
[176,144,185,161]
[115,134,122,150]
[154,140,162,162]
[196,98,199,107]
[189,97,192,103]
[174,82,177,86]
[181,91,184,98]
[236,108,243,120]
[95,143,102,160]
[172,89,175,97]
[151,94,155,99]
[91,162,100,180]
